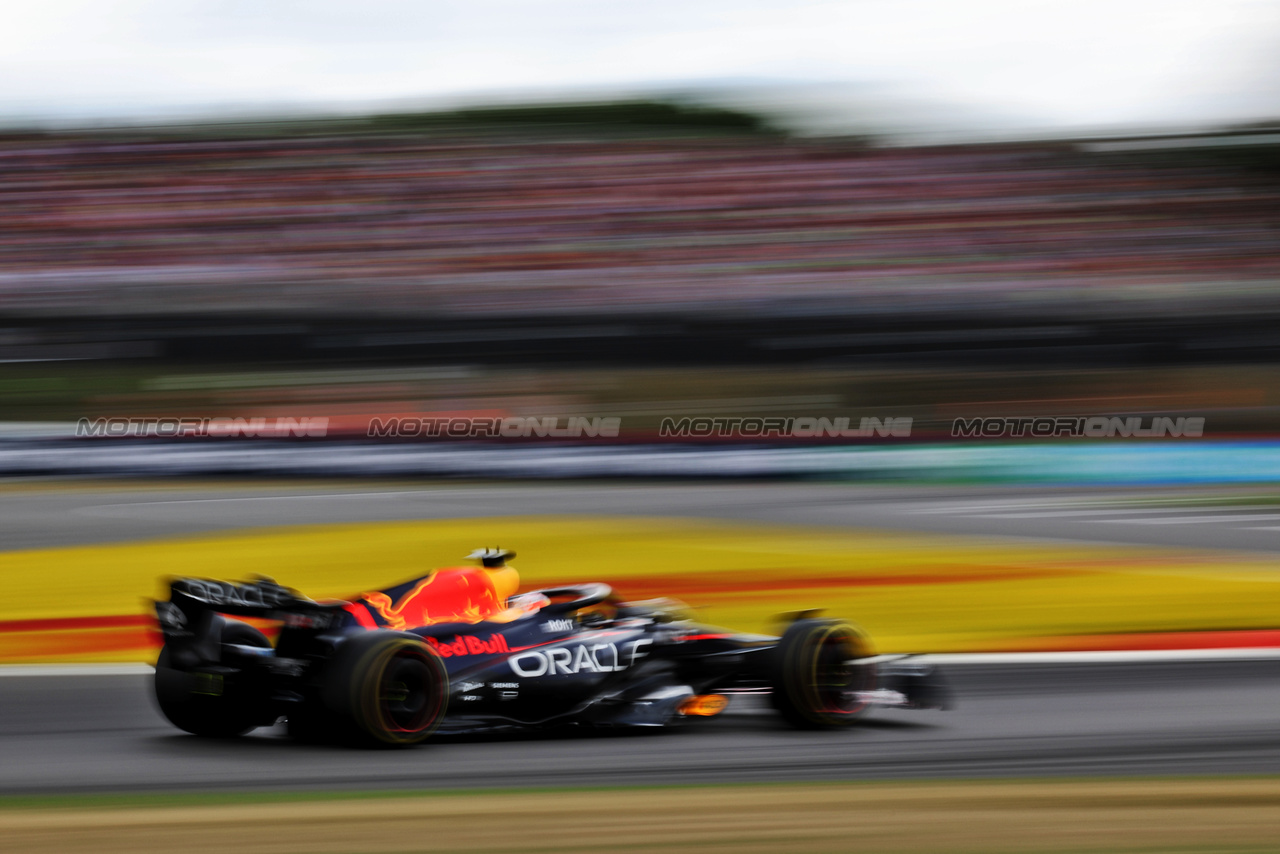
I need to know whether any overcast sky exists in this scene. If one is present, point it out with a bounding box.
[3,0,1278,135]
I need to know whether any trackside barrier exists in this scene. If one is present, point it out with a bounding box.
[2,440,1280,484]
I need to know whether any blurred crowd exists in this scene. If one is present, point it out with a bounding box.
[1,127,1277,318]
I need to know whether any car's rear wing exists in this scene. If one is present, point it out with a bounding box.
[155,576,344,666]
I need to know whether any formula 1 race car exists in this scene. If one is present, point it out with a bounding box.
[152,566,951,746]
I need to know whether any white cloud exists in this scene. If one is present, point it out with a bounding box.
[0,0,1276,133]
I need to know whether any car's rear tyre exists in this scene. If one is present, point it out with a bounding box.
[769,618,876,729]
[321,632,448,747]
[154,619,273,738]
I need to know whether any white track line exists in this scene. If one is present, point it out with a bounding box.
[4,648,1280,676]
[921,648,1280,665]
[968,507,1276,520]
[1094,514,1280,525]
[912,505,1279,519]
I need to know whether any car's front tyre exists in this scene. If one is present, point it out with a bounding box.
[769,618,876,729]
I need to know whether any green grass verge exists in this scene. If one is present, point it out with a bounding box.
[5,774,1280,811]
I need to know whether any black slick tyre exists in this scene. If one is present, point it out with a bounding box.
[322,631,448,747]
[769,618,875,729]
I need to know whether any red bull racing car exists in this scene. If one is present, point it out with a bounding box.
[152,556,951,746]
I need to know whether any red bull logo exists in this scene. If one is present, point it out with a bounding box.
[362,568,507,629]
[426,633,510,658]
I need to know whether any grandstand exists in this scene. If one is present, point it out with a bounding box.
[2,105,1277,326]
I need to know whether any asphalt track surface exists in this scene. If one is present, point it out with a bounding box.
[3,480,1280,794]
[4,481,1280,552]
[4,659,1280,794]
